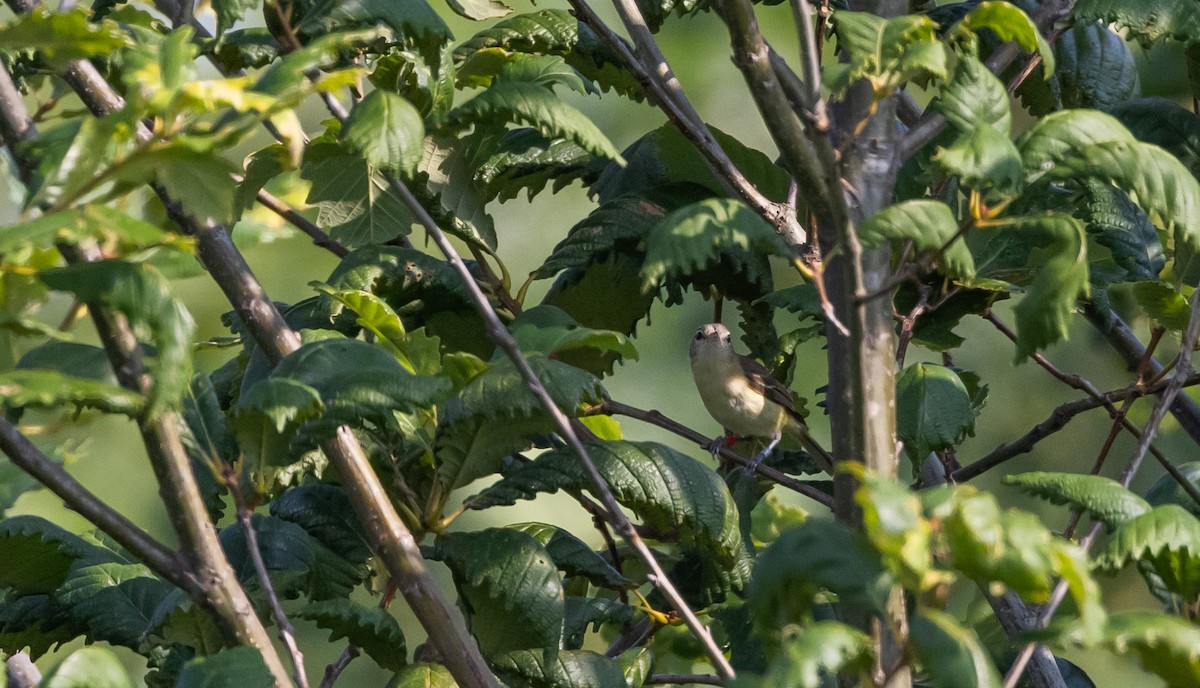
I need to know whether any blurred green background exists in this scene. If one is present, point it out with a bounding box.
[2,1,1195,685]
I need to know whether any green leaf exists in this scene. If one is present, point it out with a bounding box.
[0,7,127,62]
[175,647,274,688]
[509,305,638,377]
[446,81,623,163]
[444,353,605,424]
[826,11,947,93]
[58,562,173,648]
[458,50,595,95]
[219,514,316,599]
[1095,612,1200,686]
[859,200,975,280]
[1109,98,1200,179]
[896,363,975,463]
[40,646,134,688]
[562,597,635,650]
[447,0,512,20]
[1016,109,1135,178]
[0,515,97,594]
[853,469,933,590]
[0,370,144,417]
[1078,179,1165,282]
[299,599,406,671]
[213,0,257,35]
[759,621,874,688]
[180,375,233,521]
[437,414,552,491]
[453,10,642,99]
[1051,22,1139,111]
[1146,461,1200,519]
[956,1,1055,74]
[39,260,194,417]
[470,440,751,605]
[933,53,1011,134]
[934,125,1023,192]
[269,484,372,563]
[749,520,891,624]
[342,90,426,176]
[112,145,238,227]
[0,591,81,660]
[412,133,498,250]
[19,111,139,209]
[295,0,453,70]
[0,459,40,515]
[387,664,457,688]
[16,342,116,385]
[433,528,565,656]
[507,522,633,590]
[0,205,170,255]
[300,136,414,247]
[999,215,1088,358]
[490,649,626,688]
[909,610,1002,688]
[1005,472,1151,529]
[542,255,658,342]
[1094,504,1200,600]
[1073,0,1200,46]
[474,128,594,203]
[641,197,792,297]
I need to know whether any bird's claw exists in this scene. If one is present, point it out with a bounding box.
[704,436,729,458]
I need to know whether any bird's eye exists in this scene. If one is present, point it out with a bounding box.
[724,335,731,343]
[694,332,704,341]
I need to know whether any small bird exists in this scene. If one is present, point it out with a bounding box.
[689,323,833,472]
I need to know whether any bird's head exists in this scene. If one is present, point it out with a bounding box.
[690,322,734,360]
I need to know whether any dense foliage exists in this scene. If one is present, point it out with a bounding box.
[1,0,1200,687]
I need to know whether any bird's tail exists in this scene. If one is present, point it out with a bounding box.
[786,422,835,474]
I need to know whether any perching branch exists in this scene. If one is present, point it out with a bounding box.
[589,399,835,508]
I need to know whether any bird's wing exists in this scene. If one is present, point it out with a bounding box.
[737,354,805,424]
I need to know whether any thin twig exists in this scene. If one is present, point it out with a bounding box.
[228,475,309,688]
[320,645,359,688]
[1002,280,1200,688]
[253,187,349,258]
[591,399,835,508]
[646,675,723,686]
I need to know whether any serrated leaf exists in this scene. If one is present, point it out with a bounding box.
[458,50,595,95]
[111,144,238,227]
[342,90,425,176]
[444,353,605,424]
[0,205,170,255]
[0,515,98,594]
[1016,109,1135,178]
[38,260,194,418]
[300,137,414,247]
[213,0,256,36]
[909,610,1002,688]
[491,649,626,688]
[998,215,1088,358]
[434,528,565,656]
[1095,611,1200,686]
[760,621,874,688]
[1052,22,1139,111]
[40,646,134,688]
[933,53,1011,134]
[295,0,453,70]
[299,599,406,671]
[509,305,638,377]
[562,597,635,650]
[0,591,81,660]
[1078,180,1165,282]
[1073,0,1200,46]
[447,0,512,20]
[469,441,750,604]
[0,7,127,62]
[1005,472,1150,529]
[542,255,658,341]
[827,11,947,93]
[1109,98,1200,178]
[1094,504,1200,600]
[219,514,315,601]
[413,133,498,250]
[853,468,934,590]
[387,664,457,688]
[896,363,975,463]
[934,125,1023,192]
[436,413,554,490]
[269,483,372,563]
[860,200,975,280]
[956,2,1055,74]
[446,81,623,162]
[58,562,173,648]
[508,522,632,589]
[175,647,274,688]
[1146,461,1200,519]
[0,370,144,417]
[474,128,594,204]
[641,197,791,298]
[749,520,891,624]
[453,10,642,99]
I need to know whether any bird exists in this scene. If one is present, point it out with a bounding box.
[689,322,833,472]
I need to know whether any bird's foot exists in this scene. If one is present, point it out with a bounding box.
[705,434,738,458]
[747,433,783,471]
